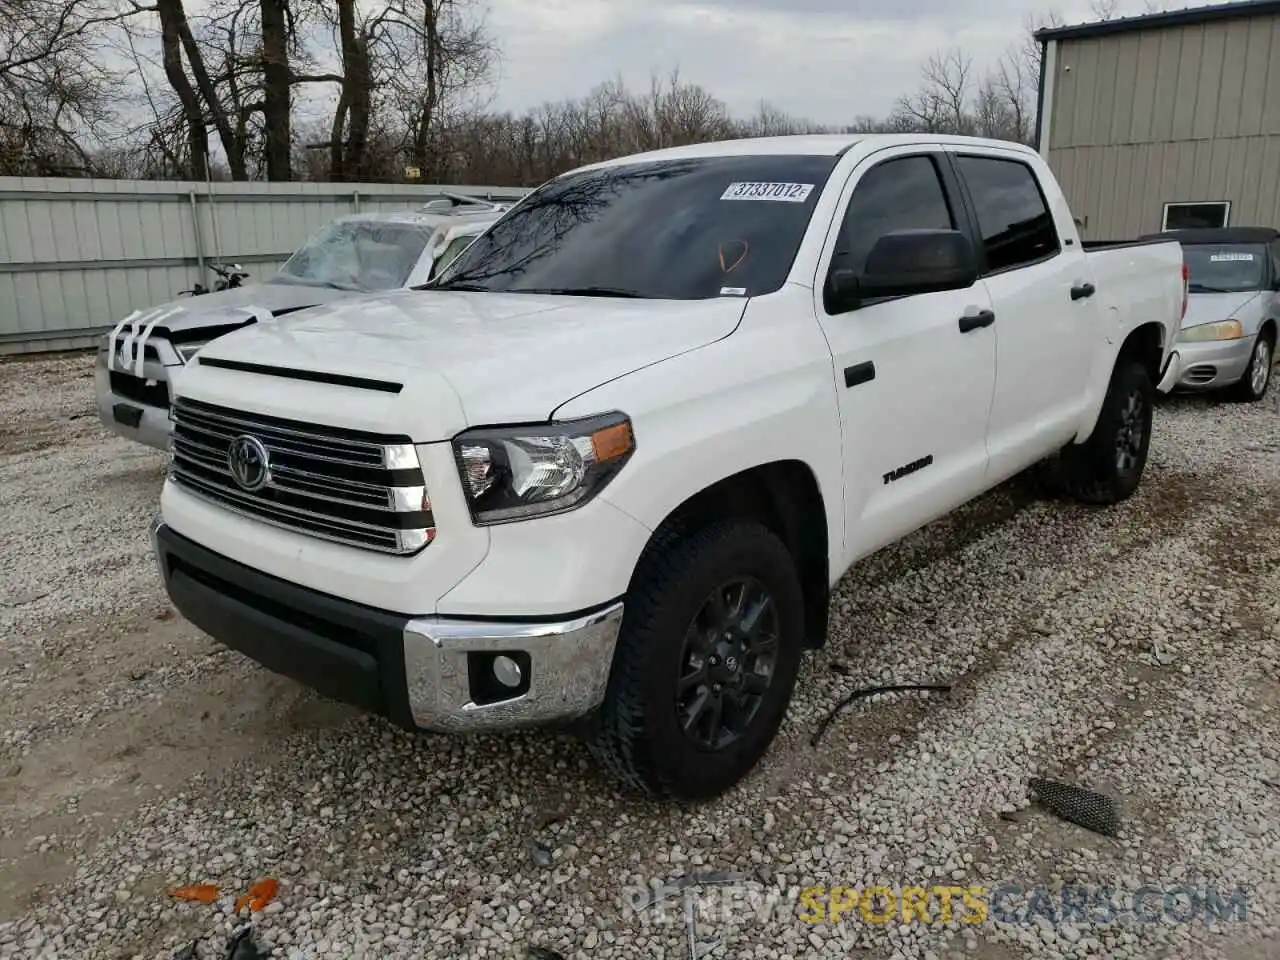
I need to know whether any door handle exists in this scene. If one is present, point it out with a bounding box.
[844,361,876,388]
[958,309,996,333]
[1070,282,1096,301]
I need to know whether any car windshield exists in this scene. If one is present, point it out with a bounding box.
[1182,243,1268,293]
[275,221,433,292]
[428,233,482,280]
[431,154,840,299]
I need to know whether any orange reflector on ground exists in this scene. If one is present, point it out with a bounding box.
[168,883,220,904]
[235,877,279,913]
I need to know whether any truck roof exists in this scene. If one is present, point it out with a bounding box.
[329,208,503,229]
[574,134,1040,172]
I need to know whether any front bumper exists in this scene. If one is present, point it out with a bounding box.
[152,522,624,732]
[94,359,173,451]
[1159,336,1255,393]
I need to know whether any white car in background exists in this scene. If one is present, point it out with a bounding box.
[95,197,512,451]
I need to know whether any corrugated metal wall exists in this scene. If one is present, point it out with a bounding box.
[1045,11,1280,239]
[0,178,529,355]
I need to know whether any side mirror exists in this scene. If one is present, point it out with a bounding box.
[825,229,980,313]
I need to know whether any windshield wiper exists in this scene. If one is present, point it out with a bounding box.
[417,280,490,292]
[275,275,365,292]
[1188,283,1234,293]
[516,286,646,298]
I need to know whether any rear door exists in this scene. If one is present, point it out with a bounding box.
[943,147,1096,483]
[812,146,998,564]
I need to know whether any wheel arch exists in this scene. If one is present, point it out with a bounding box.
[1259,317,1277,346]
[632,460,831,649]
[1075,320,1165,443]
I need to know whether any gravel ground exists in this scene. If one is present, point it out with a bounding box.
[0,351,1278,960]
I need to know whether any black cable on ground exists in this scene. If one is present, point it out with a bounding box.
[810,683,953,747]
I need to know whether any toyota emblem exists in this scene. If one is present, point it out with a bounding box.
[227,435,270,492]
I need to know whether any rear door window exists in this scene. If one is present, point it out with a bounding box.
[956,155,1061,273]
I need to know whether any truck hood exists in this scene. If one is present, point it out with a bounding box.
[125,281,360,338]
[179,289,747,440]
[1182,291,1262,330]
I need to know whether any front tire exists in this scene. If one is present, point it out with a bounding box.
[1228,333,1273,403]
[1057,358,1154,505]
[588,519,805,801]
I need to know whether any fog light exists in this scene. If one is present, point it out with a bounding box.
[493,655,523,688]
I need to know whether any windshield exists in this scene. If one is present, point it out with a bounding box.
[429,233,482,280]
[1183,243,1268,293]
[275,221,433,292]
[432,154,839,299]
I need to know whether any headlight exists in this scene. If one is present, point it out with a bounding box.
[175,342,209,363]
[1178,320,1244,342]
[452,412,635,524]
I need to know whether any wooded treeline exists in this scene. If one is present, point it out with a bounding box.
[0,0,1114,186]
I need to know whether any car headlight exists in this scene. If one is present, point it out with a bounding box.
[1178,319,1244,342]
[175,342,209,363]
[452,412,635,524]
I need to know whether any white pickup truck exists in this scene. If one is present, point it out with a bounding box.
[151,135,1187,800]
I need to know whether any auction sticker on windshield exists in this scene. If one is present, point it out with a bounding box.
[721,182,814,202]
[1210,253,1255,262]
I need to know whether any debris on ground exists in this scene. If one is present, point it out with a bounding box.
[526,838,554,869]
[167,884,221,904]
[224,927,265,959]
[233,877,278,913]
[810,683,952,746]
[1028,776,1121,837]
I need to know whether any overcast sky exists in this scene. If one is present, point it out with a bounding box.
[478,0,1234,123]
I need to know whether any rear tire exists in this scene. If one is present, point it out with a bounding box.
[1227,333,1273,403]
[587,519,805,801]
[1057,358,1154,505]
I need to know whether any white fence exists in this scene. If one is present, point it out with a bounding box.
[0,177,530,355]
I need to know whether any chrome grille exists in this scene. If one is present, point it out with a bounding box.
[169,397,434,555]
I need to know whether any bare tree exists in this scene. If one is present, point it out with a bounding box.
[378,0,497,180]
[0,0,145,174]
[324,0,374,180]
[923,49,974,133]
[893,48,975,135]
[738,101,827,137]
[7,2,1113,186]
[259,0,292,179]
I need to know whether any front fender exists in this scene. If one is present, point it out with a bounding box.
[553,299,845,579]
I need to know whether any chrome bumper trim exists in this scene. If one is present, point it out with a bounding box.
[403,602,624,732]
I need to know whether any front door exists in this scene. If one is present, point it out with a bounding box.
[812,149,998,567]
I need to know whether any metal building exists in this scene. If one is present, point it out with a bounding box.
[1035,0,1280,240]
